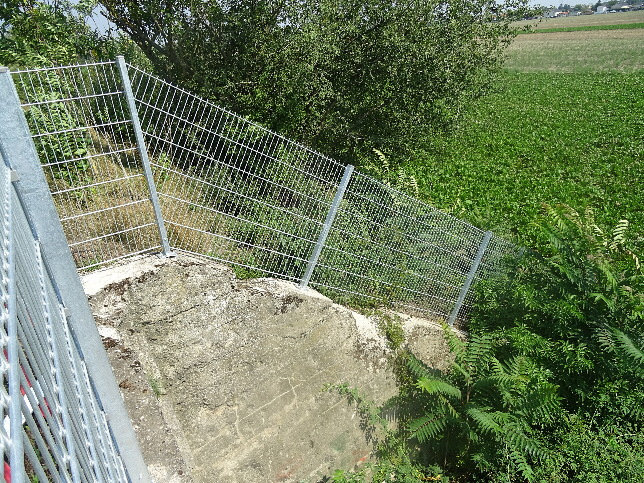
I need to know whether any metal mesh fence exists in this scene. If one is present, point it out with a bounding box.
[126,65,518,321]
[0,160,129,481]
[10,59,519,324]
[312,171,489,317]
[11,62,161,270]
[128,65,347,282]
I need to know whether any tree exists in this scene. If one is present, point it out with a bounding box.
[100,0,527,165]
[0,1,100,66]
[0,0,143,68]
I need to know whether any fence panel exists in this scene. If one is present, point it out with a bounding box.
[0,159,132,481]
[11,62,161,269]
[9,59,519,325]
[309,171,488,317]
[128,65,348,282]
[124,63,518,322]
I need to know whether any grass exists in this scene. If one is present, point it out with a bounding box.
[512,10,644,30]
[505,29,643,72]
[408,25,644,244]
[519,22,644,34]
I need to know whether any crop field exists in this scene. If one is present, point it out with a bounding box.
[505,29,643,71]
[513,10,644,30]
[411,16,643,243]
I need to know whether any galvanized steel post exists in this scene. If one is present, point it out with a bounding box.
[116,56,174,257]
[448,230,492,326]
[0,66,151,482]
[300,164,354,289]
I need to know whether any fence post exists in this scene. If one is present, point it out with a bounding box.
[116,56,174,257]
[0,67,151,482]
[300,164,354,289]
[447,231,492,326]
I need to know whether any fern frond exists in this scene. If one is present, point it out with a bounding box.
[489,357,518,388]
[443,398,460,419]
[612,219,629,246]
[517,384,561,423]
[611,328,644,368]
[441,322,466,361]
[416,377,462,399]
[591,223,605,239]
[508,448,535,481]
[446,362,471,386]
[405,353,434,380]
[595,326,615,351]
[465,407,502,435]
[373,148,388,171]
[471,375,499,398]
[408,413,448,443]
[625,248,641,270]
[596,258,618,291]
[464,333,495,369]
[505,425,547,462]
[408,174,419,197]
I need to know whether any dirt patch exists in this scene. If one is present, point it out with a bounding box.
[84,255,453,482]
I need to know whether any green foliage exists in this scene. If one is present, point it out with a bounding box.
[519,22,644,33]
[232,263,265,280]
[361,149,419,198]
[330,468,367,483]
[332,209,642,481]
[405,331,558,480]
[20,68,93,183]
[0,1,100,66]
[471,205,643,418]
[147,377,166,398]
[373,311,406,351]
[0,1,149,69]
[326,383,444,482]
[468,207,643,478]
[101,0,528,165]
[410,71,644,240]
[533,417,644,482]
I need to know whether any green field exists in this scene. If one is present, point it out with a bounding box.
[410,20,643,243]
[505,29,643,71]
[519,22,644,33]
[512,10,644,29]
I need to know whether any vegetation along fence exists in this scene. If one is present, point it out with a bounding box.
[0,67,150,481]
[5,57,518,325]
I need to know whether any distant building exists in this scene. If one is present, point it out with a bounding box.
[596,6,609,14]
[545,9,570,18]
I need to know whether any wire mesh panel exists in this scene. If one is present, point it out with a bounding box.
[128,65,347,281]
[460,234,519,318]
[124,63,518,320]
[1,157,14,478]
[1,161,130,481]
[11,62,161,269]
[9,59,518,324]
[309,171,490,318]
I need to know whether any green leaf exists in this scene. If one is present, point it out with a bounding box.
[416,377,462,399]
[611,328,644,368]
